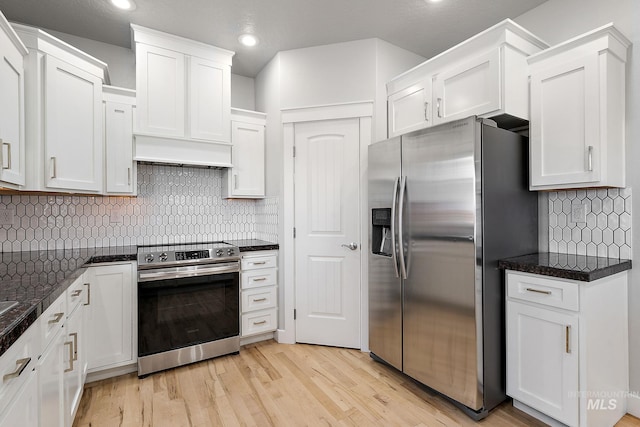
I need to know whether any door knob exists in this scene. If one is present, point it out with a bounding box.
[341,242,358,250]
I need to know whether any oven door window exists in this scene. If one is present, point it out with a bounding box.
[138,272,239,357]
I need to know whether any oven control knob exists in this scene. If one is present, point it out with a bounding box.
[145,253,154,263]
[216,249,223,257]
[227,249,234,255]
[159,252,168,262]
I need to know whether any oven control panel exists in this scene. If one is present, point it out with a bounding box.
[175,250,211,261]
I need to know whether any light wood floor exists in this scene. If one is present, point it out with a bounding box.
[74,340,640,427]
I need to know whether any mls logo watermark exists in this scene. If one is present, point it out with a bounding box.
[586,398,618,411]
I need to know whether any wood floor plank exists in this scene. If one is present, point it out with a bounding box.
[74,340,640,427]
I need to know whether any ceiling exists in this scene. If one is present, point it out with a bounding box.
[0,0,547,77]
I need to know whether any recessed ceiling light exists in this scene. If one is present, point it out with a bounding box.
[111,0,136,11]
[238,34,259,47]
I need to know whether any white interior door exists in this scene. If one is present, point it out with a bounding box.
[294,118,361,348]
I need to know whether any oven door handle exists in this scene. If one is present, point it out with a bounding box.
[138,263,239,282]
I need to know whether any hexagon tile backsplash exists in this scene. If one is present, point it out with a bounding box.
[548,188,632,259]
[0,164,279,252]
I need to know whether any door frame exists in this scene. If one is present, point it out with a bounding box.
[279,101,373,350]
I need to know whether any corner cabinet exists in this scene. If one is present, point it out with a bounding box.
[12,23,108,194]
[0,11,28,188]
[506,271,628,427]
[387,19,547,137]
[103,86,137,195]
[240,251,278,341]
[528,24,630,190]
[224,109,266,198]
[131,24,234,168]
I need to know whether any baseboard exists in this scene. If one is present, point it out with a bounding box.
[628,393,640,418]
[240,332,275,346]
[276,328,295,344]
[85,363,137,384]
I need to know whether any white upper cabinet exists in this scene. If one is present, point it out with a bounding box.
[224,109,266,199]
[0,11,27,187]
[103,86,136,195]
[12,24,108,194]
[132,24,234,167]
[528,24,630,191]
[387,19,548,137]
[189,56,230,142]
[388,78,431,137]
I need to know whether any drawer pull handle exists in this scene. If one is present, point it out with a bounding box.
[2,141,11,170]
[64,341,74,372]
[84,283,91,306]
[3,357,31,382]
[49,312,64,324]
[252,261,267,266]
[566,325,571,354]
[253,298,267,302]
[253,320,267,325]
[70,332,78,361]
[526,287,551,295]
[50,157,57,179]
[587,146,593,172]
[71,290,82,297]
[253,277,267,282]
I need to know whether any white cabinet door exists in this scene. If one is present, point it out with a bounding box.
[105,100,135,194]
[0,27,25,186]
[530,54,600,187]
[64,305,84,426]
[189,56,230,142]
[433,49,500,125]
[44,55,103,192]
[86,263,135,371]
[135,43,185,137]
[0,367,38,427]
[387,78,432,137]
[228,121,265,197]
[507,300,579,426]
[39,332,65,427]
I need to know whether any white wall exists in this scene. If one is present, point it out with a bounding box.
[255,38,425,342]
[46,28,136,89]
[516,0,639,415]
[231,74,256,110]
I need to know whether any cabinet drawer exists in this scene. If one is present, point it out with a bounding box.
[241,268,277,289]
[242,308,277,337]
[241,255,277,271]
[40,294,66,351]
[0,323,39,414]
[66,273,87,314]
[242,286,277,313]
[507,272,579,311]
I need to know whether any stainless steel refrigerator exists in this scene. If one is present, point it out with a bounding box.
[368,116,538,419]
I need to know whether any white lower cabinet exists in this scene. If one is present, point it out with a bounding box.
[240,251,278,340]
[0,365,38,427]
[64,291,86,426]
[506,270,628,427]
[85,262,136,372]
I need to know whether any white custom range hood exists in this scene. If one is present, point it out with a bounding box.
[131,24,234,168]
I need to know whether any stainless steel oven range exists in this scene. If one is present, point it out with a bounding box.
[136,242,240,377]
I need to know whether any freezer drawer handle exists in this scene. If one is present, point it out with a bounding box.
[341,243,358,250]
[525,287,551,295]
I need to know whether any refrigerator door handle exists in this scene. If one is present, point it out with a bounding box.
[390,177,400,278]
[398,176,408,280]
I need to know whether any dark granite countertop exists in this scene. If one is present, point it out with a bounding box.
[498,252,632,282]
[224,239,279,252]
[0,246,137,357]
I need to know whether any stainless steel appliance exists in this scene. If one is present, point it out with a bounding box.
[137,242,240,377]
[368,117,538,419]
